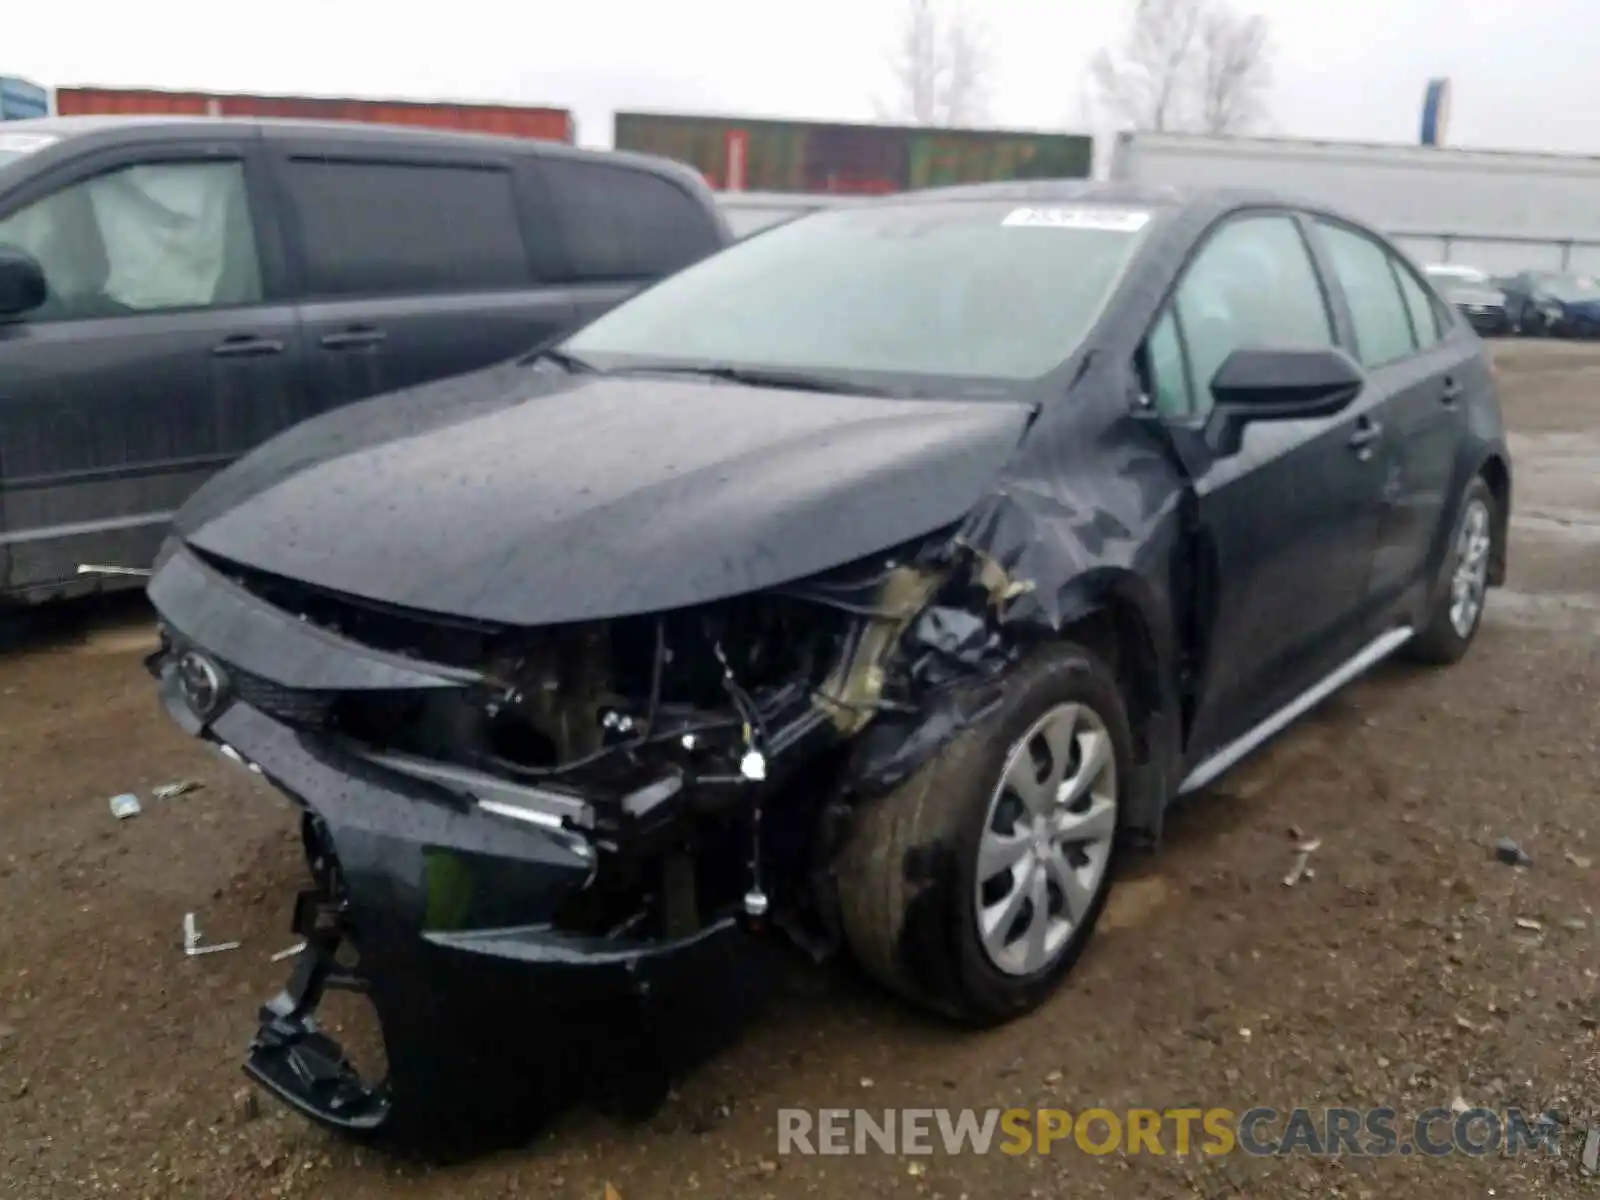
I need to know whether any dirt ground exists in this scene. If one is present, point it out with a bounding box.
[2,341,1598,1199]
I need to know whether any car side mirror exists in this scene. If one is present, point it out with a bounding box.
[1203,345,1365,457]
[0,246,47,318]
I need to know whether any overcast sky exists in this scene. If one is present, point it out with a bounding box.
[8,0,1596,158]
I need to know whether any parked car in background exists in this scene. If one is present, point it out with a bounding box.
[0,116,731,605]
[1497,270,1600,338]
[144,183,1509,1144]
[1423,263,1510,336]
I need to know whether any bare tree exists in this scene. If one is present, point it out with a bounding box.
[1195,8,1272,134]
[1088,0,1272,135]
[1088,0,1207,133]
[879,0,992,126]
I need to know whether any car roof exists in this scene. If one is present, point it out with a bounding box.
[836,178,1361,223]
[0,114,704,187]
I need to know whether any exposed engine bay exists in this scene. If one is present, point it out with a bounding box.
[145,528,1030,1141]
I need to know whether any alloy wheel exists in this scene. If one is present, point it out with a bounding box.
[974,702,1118,977]
[1449,496,1493,638]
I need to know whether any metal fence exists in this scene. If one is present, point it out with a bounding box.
[1390,230,1600,275]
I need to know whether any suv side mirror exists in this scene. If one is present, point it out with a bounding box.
[0,246,47,318]
[1204,345,1365,456]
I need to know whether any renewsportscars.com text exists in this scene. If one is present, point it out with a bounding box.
[777,1106,1582,1159]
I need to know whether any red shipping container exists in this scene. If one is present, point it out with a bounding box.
[53,86,575,143]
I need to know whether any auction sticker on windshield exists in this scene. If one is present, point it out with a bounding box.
[1002,206,1151,232]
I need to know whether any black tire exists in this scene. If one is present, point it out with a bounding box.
[1404,476,1497,666]
[834,642,1132,1025]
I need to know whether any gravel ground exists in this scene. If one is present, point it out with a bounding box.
[1,340,1597,1199]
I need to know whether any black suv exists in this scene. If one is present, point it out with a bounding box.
[0,116,730,604]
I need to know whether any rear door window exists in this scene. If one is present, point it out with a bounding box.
[541,159,721,281]
[1393,260,1443,348]
[283,159,529,297]
[1315,219,1418,365]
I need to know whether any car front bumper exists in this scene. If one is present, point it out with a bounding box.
[1458,304,1509,335]
[151,658,752,1143]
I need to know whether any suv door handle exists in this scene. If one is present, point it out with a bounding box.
[212,335,285,358]
[1348,417,1384,455]
[319,327,387,350]
[1440,376,1463,404]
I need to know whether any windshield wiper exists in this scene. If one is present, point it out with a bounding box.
[609,363,897,397]
[524,346,600,373]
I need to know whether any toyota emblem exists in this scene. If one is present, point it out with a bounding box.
[176,650,227,719]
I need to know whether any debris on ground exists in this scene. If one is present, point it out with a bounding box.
[151,780,203,800]
[1282,836,1321,887]
[1567,851,1594,870]
[270,941,306,962]
[231,1086,260,1124]
[1514,917,1544,932]
[108,793,141,820]
[1494,837,1533,866]
[74,563,153,579]
[182,911,240,956]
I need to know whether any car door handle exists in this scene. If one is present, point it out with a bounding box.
[319,327,387,350]
[1348,418,1384,454]
[212,335,285,358]
[1441,377,1463,404]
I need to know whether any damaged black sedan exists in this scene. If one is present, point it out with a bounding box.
[144,182,1511,1144]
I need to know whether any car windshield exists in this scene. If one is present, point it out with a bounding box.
[0,131,58,173]
[562,199,1157,386]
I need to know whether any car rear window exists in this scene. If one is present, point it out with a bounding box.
[541,158,723,281]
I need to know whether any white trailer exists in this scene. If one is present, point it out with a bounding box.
[1109,130,1600,274]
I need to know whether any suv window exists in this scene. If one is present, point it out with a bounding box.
[285,159,528,298]
[542,159,721,281]
[1393,260,1443,348]
[1316,220,1416,366]
[1168,213,1335,415]
[0,160,262,321]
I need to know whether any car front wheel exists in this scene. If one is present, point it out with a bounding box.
[834,643,1130,1025]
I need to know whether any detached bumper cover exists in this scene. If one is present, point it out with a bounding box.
[154,660,746,1136]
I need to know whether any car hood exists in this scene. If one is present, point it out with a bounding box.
[175,363,1034,626]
